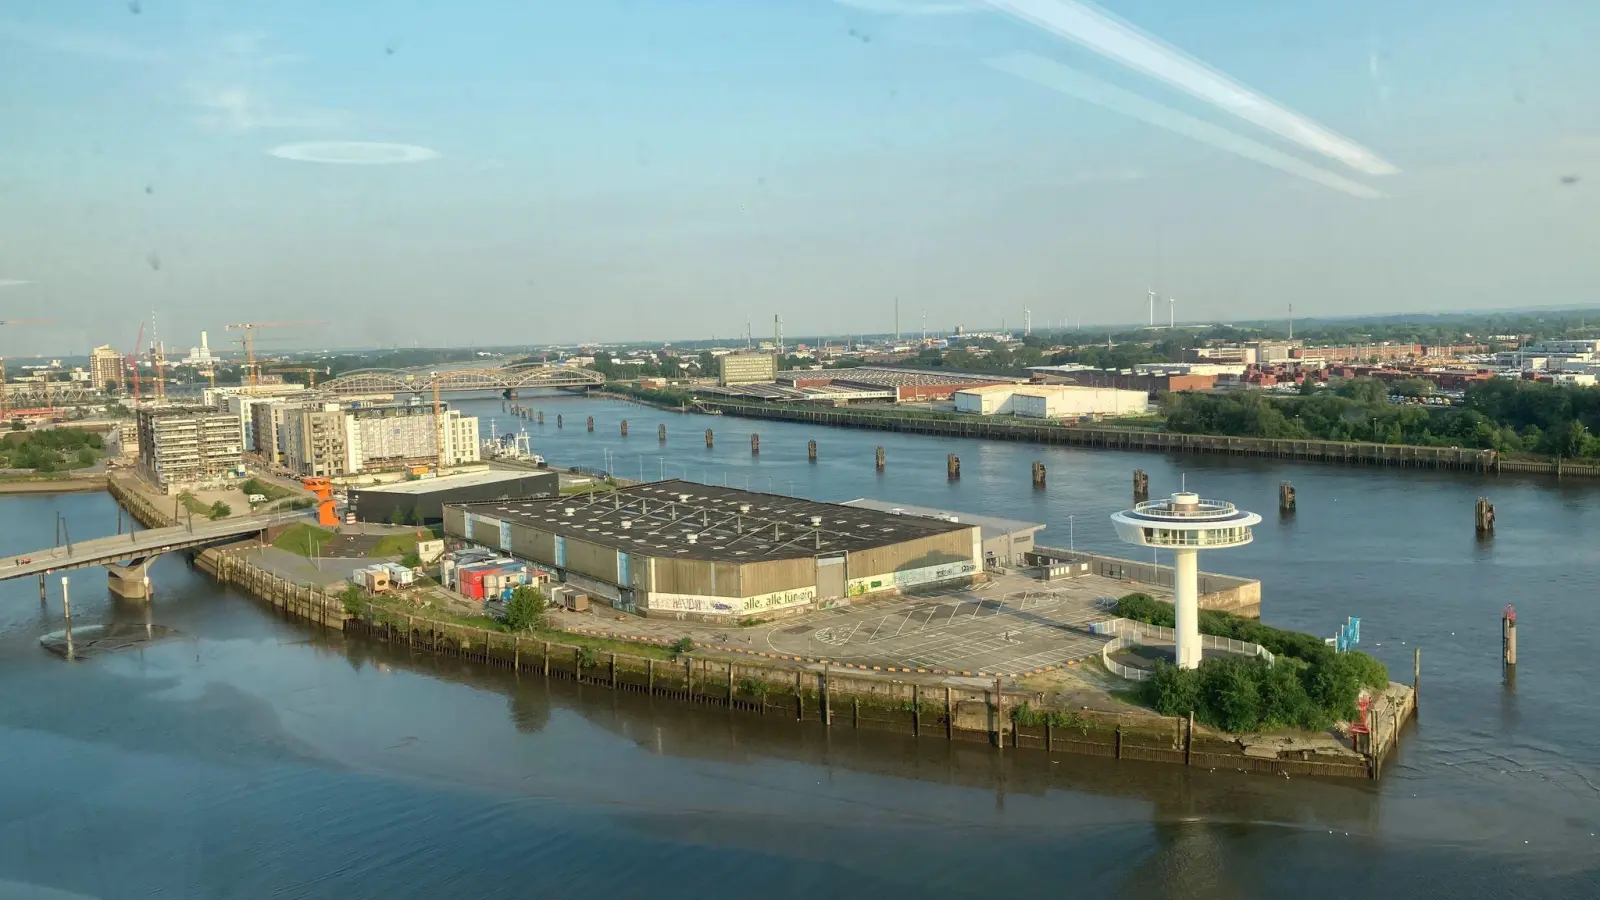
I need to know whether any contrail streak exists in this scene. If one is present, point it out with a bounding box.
[984,0,1398,176]
[988,52,1384,199]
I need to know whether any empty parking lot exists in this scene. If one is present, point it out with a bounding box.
[759,573,1171,674]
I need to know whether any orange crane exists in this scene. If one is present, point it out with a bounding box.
[225,321,325,387]
[0,318,55,423]
[128,319,145,402]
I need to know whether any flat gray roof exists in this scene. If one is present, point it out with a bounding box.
[841,499,1045,543]
[357,468,550,495]
[450,479,973,562]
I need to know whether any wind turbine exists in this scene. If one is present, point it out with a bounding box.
[1147,290,1156,328]
[1169,296,1176,329]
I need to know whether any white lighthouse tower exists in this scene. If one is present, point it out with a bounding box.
[1111,492,1261,669]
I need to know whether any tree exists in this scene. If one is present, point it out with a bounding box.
[339,583,367,617]
[388,505,405,525]
[208,500,232,520]
[406,503,424,526]
[74,447,96,468]
[9,421,24,432]
[504,585,547,632]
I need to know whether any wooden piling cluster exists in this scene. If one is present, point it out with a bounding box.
[750,433,760,455]
[705,428,714,448]
[557,414,563,428]
[807,439,817,462]
[875,446,885,471]
[1476,497,1495,534]
[1133,469,1149,500]
[658,423,667,442]
[1031,461,1046,488]
[947,454,960,480]
[586,416,595,433]
[1279,481,1296,512]
[620,419,628,436]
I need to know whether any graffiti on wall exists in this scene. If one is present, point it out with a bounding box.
[648,586,817,615]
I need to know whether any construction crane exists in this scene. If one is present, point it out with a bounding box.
[432,373,446,473]
[266,365,330,389]
[0,318,55,423]
[152,341,167,404]
[224,321,325,387]
[128,319,145,403]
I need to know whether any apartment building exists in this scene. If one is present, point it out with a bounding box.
[88,345,123,393]
[135,405,243,493]
[344,402,479,471]
[282,403,350,478]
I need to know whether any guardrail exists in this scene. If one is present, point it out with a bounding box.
[1093,617,1274,681]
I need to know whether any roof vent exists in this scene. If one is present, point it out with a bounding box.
[810,516,822,527]
[686,533,699,544]
[679,493,691,502]
[739,503,751,514]
[621,520,632,529]
[563,507,575,517]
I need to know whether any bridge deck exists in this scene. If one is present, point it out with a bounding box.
[0,512,306,581]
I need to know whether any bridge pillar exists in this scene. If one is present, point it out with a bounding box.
[106,559,152,600]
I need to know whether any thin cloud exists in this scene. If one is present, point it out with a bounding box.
[988,52,1383,199]
[0,279,34,288]
[984,0,1399,176]
[833,0,983,15]
[0,19,165,62]
[193,87,344,132]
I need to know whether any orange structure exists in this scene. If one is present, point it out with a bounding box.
[301,477,339,527]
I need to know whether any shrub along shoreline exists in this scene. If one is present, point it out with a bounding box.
[1116,594,1389,734]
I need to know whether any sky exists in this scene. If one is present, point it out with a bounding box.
[1,0,1597,354]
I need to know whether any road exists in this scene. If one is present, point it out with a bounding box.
[0,510,307,581]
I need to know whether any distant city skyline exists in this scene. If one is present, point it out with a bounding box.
[2,0,1597,355]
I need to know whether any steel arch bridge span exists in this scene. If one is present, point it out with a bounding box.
[321,366,604,396]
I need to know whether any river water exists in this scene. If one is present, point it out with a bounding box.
[2,395,1597,898]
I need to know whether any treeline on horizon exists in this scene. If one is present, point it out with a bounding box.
[1164,378,1600,458]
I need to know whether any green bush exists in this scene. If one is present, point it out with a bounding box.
[1124,593,1389,733]
[208,501,231,520]
[1144,662,1201,717]
[339,584,366,617]
[669,637,695,657]
[575,646,598,668]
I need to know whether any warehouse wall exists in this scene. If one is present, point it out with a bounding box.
[509,524,555,567]
[650,557,742,598]
[846,528,980,596]
[739,556,816,597]
[563,536,619,583]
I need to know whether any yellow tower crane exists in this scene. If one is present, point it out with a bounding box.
[224,321,325,387]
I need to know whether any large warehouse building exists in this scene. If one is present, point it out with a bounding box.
[443,480,981,621]
[952,384,1150,418]
[352,469,558,526]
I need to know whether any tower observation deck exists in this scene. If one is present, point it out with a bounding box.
[1110,492,1261,669]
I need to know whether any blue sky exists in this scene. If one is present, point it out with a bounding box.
[1,0,1596,353]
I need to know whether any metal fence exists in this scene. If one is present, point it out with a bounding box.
[1094,617,1274,681]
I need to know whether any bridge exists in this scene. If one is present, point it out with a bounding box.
[321,364,605,396]
[1,511,307,599]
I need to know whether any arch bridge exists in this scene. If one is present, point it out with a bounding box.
[320,365,604,396]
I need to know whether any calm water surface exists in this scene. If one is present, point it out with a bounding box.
[2,396,1597,898]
